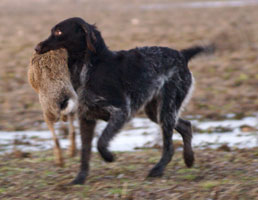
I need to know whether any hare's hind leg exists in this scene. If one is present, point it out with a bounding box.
[44,114,64,167]
[68,114,76,157]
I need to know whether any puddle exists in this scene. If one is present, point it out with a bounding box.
[0,115,257,154]
[141,0,258,10]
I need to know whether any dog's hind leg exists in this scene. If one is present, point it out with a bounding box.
[175,118,194,168]
[144,98,158,123]
[148,86,177,177]
[97,108,129,162]
[145,98,194,168]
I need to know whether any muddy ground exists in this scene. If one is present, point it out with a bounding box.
[0,148,258,199]
[0,0,258,131]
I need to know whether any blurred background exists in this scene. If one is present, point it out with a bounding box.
[0,0,257,199]
[0,0,257,131]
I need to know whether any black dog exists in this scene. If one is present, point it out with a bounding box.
[35,17,212,184]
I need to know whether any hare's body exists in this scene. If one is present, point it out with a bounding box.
[28,49,78,166]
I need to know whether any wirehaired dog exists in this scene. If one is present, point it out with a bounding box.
[28,48,78,166]
[35,17,213,184]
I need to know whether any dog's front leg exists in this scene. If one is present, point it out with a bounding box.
[97,108,129,162]
[71,114,96,185]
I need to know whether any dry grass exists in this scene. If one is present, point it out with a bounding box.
[0,148,258,199]
[0,0,258,130]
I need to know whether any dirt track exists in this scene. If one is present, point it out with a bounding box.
[0,0,258,130]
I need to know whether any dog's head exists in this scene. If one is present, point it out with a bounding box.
[35,17,97,54]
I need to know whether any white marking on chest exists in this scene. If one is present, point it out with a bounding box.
[80,64,88,85]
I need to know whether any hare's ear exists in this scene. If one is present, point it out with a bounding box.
[78,21,96,53]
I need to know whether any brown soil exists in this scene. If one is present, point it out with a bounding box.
[0,0,258,131]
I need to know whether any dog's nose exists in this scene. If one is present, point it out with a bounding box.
[34,43,42,53]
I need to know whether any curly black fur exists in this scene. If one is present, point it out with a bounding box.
[35,17,213,184]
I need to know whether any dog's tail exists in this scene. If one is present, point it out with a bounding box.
[180,44,215,63]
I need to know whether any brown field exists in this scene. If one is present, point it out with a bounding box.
[0,148,258,199]
[0,1,258,199]
[0,0,258,131]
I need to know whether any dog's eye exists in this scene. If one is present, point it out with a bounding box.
[54,30,62,36]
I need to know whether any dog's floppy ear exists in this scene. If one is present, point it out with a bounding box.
[77,20,96,53]
[86,31,97,53]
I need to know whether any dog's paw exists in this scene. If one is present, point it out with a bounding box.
[147,165,164,178]
[97,140,115,162]
[70,171,87,185]
[184,150,195,168]
[98,147,115,162]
